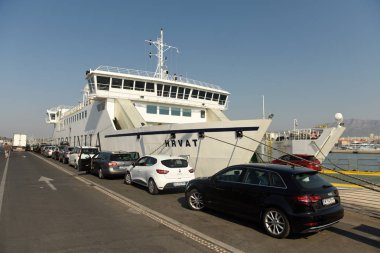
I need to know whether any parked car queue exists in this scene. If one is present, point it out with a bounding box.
[30,145,344,239]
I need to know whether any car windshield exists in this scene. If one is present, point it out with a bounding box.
[161,159,188,168]
[82,148,98,154]
[110,154,134,161]
[293,172,331,189]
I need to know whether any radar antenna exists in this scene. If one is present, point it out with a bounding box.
[146,28,179,79]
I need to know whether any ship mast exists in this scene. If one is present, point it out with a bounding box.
[146,28,179,79]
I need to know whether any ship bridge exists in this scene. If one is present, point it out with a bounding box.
[85,66,230,111]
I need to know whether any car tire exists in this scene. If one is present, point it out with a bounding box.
[148,179,159,195]
[98,169,104,179]
[124,173,132,185]
[262,208,290,239]
[186,188,204,211]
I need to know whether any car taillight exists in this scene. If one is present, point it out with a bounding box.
[188,169,194,173]
[295,195,321,205]
[108,162,117,167]
[156,169,169,174]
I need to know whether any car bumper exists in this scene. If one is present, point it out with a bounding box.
[289,205,344,233]
[103,168,126,176]
[162,181,189,190]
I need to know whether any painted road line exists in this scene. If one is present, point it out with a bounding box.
[321,170,380,176]
[0,156,10,218]
[333,183,363,189]
[31,153,244,253]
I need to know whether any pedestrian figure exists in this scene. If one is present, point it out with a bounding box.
[4,143,11,159]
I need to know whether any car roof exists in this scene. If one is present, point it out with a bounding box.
[238,163,315,175]
[144,154,187,160]
[100,150,133,154]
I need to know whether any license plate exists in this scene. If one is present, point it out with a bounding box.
[173,182,186,187]
[322,197,335,206]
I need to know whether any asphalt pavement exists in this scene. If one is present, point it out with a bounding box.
[0,151,379,253]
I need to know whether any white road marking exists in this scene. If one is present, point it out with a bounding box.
[39,176,57,191]
[0,156,10,218]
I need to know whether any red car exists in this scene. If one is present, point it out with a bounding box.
[272,154,321,171]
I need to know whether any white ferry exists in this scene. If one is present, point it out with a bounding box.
[258,113,346,163]
[46,29,271,177]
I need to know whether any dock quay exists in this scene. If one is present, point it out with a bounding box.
[331,149,380,154]
[338,188,380,219]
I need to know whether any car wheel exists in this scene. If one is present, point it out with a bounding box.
[124,173,132,185]
[187,188,204,211]
[262,208,290,239]
[148,179,159,195]
[98,169,104,179]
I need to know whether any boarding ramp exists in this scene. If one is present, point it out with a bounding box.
[114,99,146,129]
[207,108,230,121]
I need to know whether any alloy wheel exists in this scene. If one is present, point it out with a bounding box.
[263,208,290,238]
[188,189,204,210]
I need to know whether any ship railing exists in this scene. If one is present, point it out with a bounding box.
[322,158,380,172]
[268,128,325,141]
[94,65,226,91]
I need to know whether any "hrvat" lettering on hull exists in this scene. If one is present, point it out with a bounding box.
[165,139,198,147]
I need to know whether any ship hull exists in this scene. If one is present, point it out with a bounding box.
[51,101,271,177]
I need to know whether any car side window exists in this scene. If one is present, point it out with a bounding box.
[146,157,157,166]
[216,167,245,183]
[245,170,270,186]
[270,172,286,188]
[136,157,148,166]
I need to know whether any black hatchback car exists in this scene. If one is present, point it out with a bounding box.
[185,164,344,239]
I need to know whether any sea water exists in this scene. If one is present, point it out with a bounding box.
[323,153,380,172]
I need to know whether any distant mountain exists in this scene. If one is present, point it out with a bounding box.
[328,119,380,137]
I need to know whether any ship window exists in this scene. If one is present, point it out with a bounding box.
[147,105,157,114]
[184,88,191,99]
[159,106,170,115]
[213,93,219,101]
[123,79,134,90]
[97,76,110,91]
[199,91,205,99]
[146,82,155,92]
[206,92,212,100]
[219,95,227,105]
[170,86,177,98]
[111,78,122,89]
[157,83,163,96]
[171,107,181,116]
[163,85,170,97]
[191,89,199,98]
[201,110,206,118]
[177,87,184,99]
[85,110,87,118]
[135,81,145,91]
[183,108,192,117]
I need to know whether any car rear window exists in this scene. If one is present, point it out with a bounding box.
[82,148,98,154]
[161,159,188,168]
[302,156,318,161]
[293,172,330,189]
[110,154,134,161]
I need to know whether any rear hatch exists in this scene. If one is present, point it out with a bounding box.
[292,171,340,211]
[160,159,193,180]
[110,154,135,169]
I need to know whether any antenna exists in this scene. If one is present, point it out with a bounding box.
[145,28,179,79]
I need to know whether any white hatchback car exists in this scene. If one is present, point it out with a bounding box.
[68,146,99,170]
[123,155,195,194]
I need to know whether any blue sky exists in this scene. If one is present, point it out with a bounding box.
[0,0,379,138]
